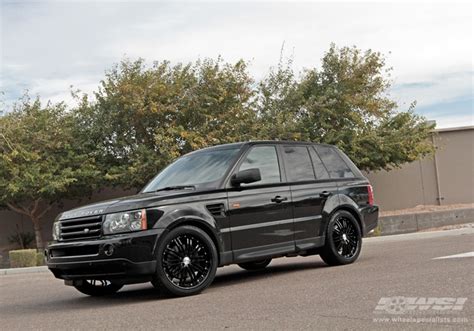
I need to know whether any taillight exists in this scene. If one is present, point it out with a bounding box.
[367,185,374,206]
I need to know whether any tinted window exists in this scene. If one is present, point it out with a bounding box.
[314,146,354,179]
[142,147,240,191]
[239,146,281,185]
[283,146,315,182]
[309,147,330,179]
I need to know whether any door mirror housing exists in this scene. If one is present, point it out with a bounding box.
[231,168,261,186]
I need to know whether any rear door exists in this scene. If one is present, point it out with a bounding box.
[227,144,294,262]
[282,145,337,250]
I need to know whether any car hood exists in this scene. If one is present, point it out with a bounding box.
[58,189,203,220]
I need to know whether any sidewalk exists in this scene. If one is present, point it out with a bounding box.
[0,265,48,276]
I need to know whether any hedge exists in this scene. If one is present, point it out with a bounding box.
[36,252,45,266]
[9,249,38,268]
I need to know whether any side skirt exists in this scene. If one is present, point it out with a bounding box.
[219,236,326,266]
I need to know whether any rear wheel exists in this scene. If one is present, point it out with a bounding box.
[238,259,272,271]
[73,279,123,296]
[152,225,218,297]
[320,210,362,266]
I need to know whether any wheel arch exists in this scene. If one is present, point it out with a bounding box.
[333,206,364,236]
[322,194,365,237]
[165,217,222,265]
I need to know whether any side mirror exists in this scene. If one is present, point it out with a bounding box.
[231,168,261,186]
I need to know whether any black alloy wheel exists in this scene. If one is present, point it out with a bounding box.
[332,216,359,258]
[152,225,217,296]
[73,279,123,296]
[320,210,362,266]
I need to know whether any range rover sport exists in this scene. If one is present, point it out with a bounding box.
[46,141,379,297]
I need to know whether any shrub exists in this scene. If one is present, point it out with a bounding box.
[9,249,37,268]
[36,251,45,266]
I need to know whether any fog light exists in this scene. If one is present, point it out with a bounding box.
[103,244,114,256]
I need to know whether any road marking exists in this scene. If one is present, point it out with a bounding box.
[433,252,474,260]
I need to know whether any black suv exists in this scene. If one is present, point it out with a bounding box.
[46,141,378,297]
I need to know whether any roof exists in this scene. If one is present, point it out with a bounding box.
[435,125,474,133]
[186,140,332,155]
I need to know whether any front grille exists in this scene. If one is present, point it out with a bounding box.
[59,216,102,241]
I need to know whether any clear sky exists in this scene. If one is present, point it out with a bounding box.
[1,0,472,128]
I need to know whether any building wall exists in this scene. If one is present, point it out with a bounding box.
[366,126,474,211]
[434,129,474,205]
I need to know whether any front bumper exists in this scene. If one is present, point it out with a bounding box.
[46,228,165,281]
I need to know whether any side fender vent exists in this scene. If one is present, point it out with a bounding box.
[206,203,225,218]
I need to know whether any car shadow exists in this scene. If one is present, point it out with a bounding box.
[210,259,327,289]
[3,259,329,315]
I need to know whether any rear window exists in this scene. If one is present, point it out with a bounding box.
[314,146,355,179]
[283,146,315,182]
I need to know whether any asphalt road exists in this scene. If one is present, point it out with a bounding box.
[1,228,473,330]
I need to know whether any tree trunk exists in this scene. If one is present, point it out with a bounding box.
[32,218,44,251]
[7,201,51,251]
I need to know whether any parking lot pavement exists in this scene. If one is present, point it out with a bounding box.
[1,228,473,330]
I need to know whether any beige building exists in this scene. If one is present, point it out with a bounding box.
[366,126,474,210]
[0,126,473,254]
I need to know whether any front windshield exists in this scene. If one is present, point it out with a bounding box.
[142,147,241,192]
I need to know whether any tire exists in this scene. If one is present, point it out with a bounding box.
[73,280,123,296]
[151,225,218,297]
[320,210,362,266]
[238,259,272,271]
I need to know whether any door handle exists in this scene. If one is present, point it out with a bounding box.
[271,195,288,203]
[319,191,332,198]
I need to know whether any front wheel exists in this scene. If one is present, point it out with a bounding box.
[320,210,362,266]
[73,280,123,296]
[238,259,272,271]
[152,225,218,297]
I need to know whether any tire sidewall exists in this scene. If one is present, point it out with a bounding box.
[326,210,362,264]
[155,225,218,296]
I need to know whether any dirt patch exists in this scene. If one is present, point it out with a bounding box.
[380,203,474,217]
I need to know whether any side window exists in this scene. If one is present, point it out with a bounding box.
[239,146,281,185]
[314,146,355,179]
[283,146,316,182]
[309,147,330,179]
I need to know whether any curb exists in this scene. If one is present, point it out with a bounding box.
[378,208,474,235]
[0,265,48,276]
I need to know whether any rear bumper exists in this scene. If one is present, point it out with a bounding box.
[360,205,379,236]
[46,228,165,281]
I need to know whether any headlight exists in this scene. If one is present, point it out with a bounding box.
[52,222,61,240]
[103,209,147,235]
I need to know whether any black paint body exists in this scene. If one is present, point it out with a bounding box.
[46,141,378,283]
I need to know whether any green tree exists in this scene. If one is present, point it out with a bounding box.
[256,44,435,171]
[0,97,100,249]
[76,57,258,189]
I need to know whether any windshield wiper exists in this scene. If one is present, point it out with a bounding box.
[151,185,196,193]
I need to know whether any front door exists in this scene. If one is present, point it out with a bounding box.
[227,145,294,262]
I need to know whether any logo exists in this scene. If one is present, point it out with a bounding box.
[61,208,105,220]
[374,297,467,315]
[83,228,90,234]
